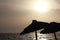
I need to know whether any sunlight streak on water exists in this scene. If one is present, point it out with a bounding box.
[0,33,60,40]
[40,38,47,40]
[33,33,54,40]
[19,32,60,40]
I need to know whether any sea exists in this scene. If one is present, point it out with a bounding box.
[0,32,60,40]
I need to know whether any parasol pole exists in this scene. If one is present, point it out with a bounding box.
[35,31,38,40]
[54,32,57,40]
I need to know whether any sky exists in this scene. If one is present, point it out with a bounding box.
[0,0,60,33]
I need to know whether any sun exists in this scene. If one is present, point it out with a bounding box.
[34,1,49,13]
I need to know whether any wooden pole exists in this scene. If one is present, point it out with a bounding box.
[54,32,57,40]
[35,31,38,40]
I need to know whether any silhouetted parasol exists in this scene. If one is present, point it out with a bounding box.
[40,22,60,40]
[20,20,48,40]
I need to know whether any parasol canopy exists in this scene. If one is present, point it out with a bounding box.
[20,20,48,35]
[40,22,60,40]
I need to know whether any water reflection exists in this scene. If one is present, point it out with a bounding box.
[20,32,60,40]
[33,33,54,40]
[40,38,47,40]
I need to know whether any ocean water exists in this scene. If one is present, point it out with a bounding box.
[0,33,20,40]
[0,33,60,40]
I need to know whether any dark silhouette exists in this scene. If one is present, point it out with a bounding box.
[20,20,60,40]
[20,20,48,35]
[40,22,60,40]
[20,20,49,40]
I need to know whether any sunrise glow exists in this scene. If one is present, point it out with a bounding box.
[34,1,49,13]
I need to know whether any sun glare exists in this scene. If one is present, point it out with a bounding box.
[40,38,47,40]
[34,1,49,13]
